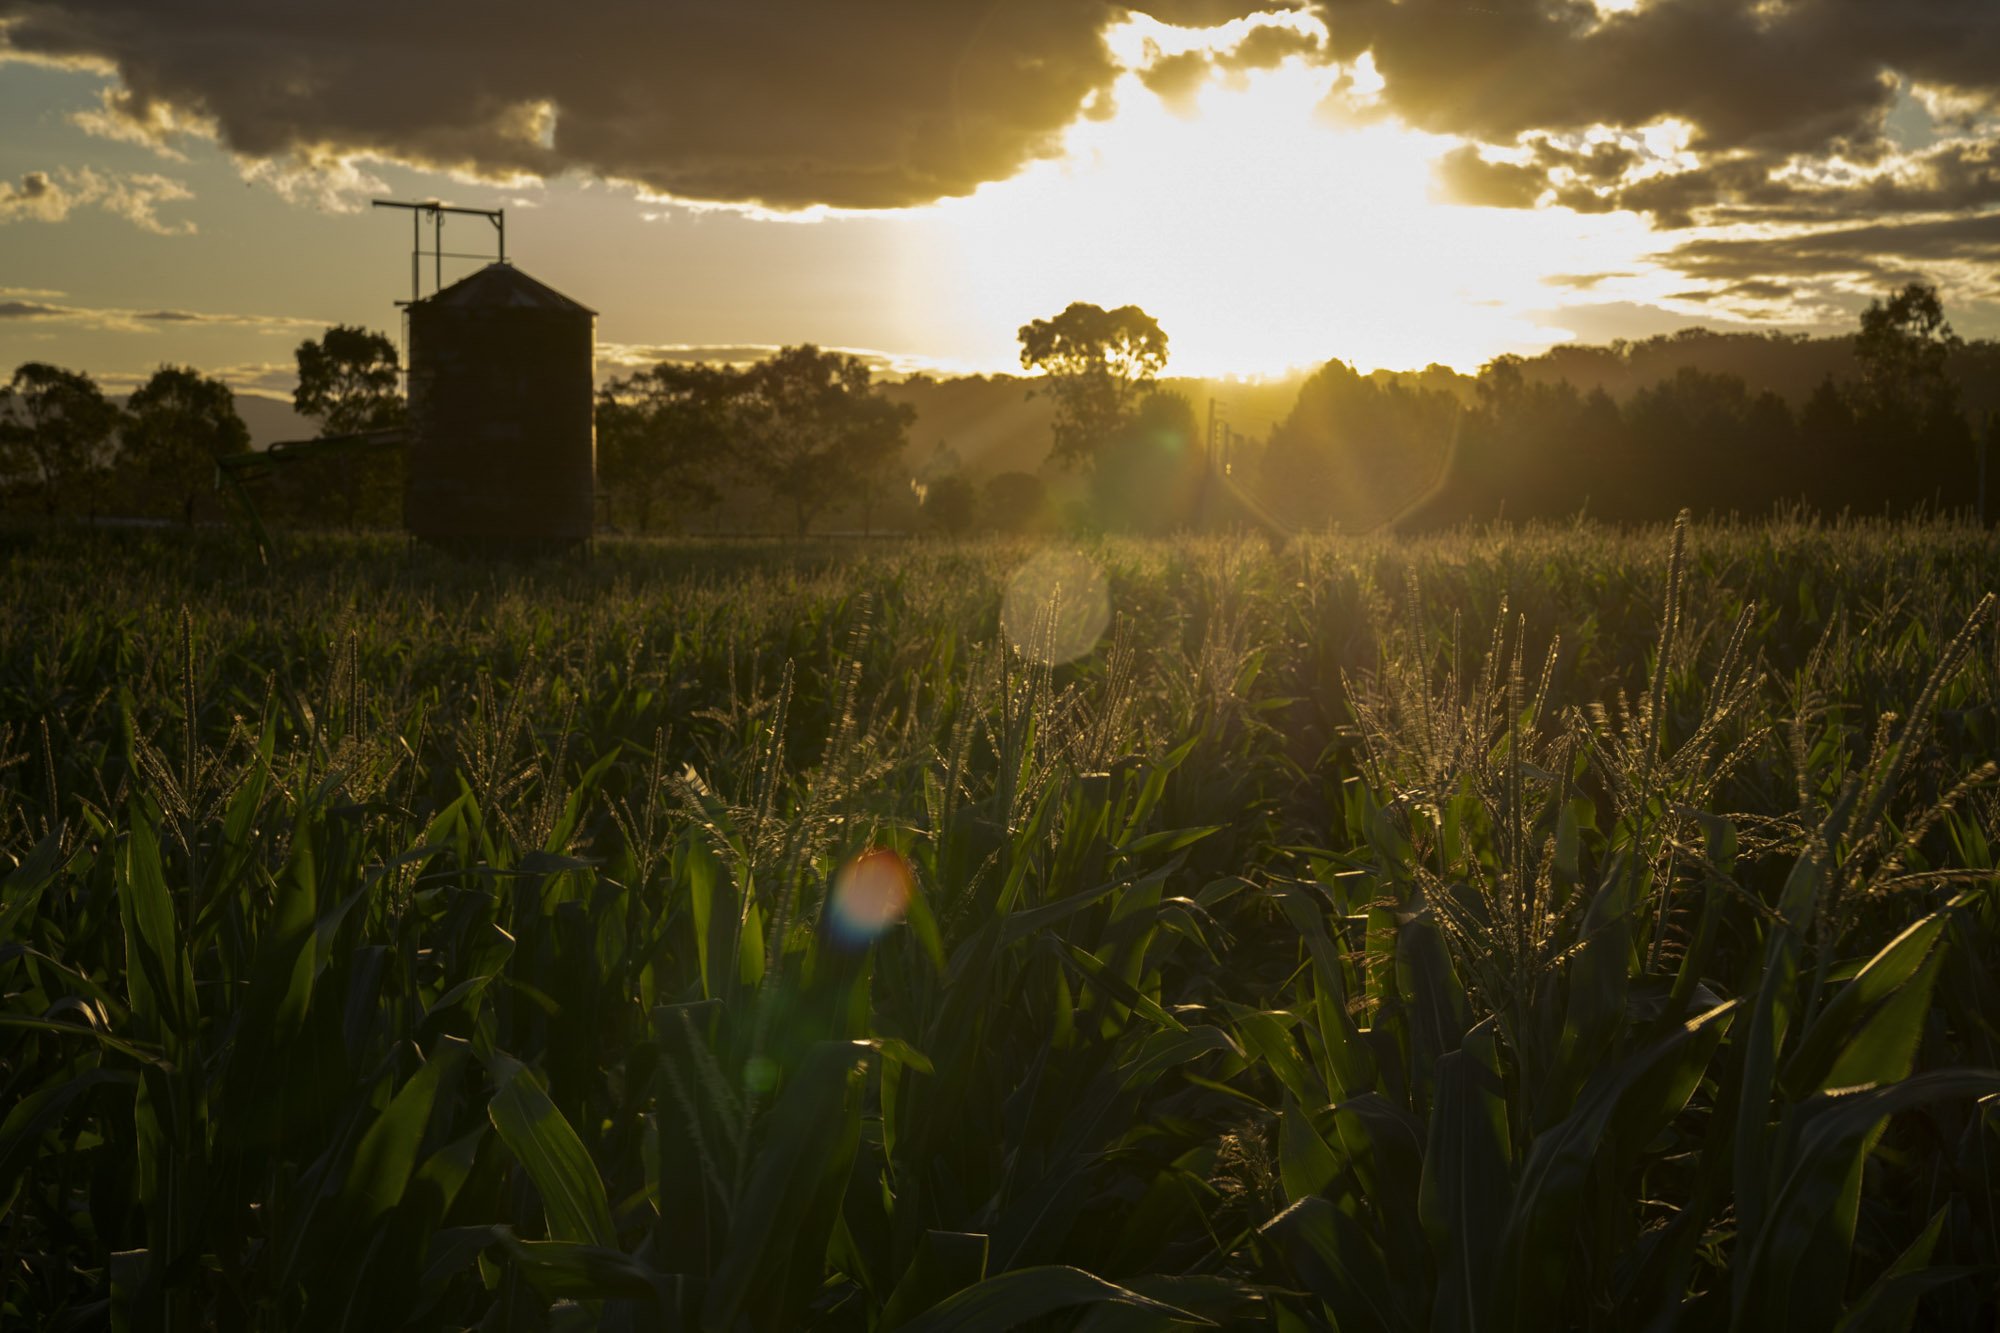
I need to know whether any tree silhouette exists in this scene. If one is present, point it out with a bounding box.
[982,471,1047,533]
[1849,283,1970,512]
[596,363,738,533]
[1855,282,1961,419]
[293,325,404,436]
[1257,358,1458,530]
[0,362,120,517]
[292,325,405,528]
[921,472,976,536]
[1088,389,1203,533]
[736,346,914,536]
[123,366,250,525]
[1017,302,1168,470]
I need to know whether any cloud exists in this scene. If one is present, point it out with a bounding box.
[0,298,323,334]
[132,309,324,330]
[0,2,1291,213]
[1543,272,1634,291]
[0,170,69,222]
[1671,278,1796,304]
[596,341,966,378]
[1529,299,1762,344]
[0,166,196,233]
[1300,0,2000,227]
[1512,131,2000,228]
[1322,0,1999,153]
[0,299,68,319]
[80,361,302,403]
[1431,146,1547,209]
[67,86,212,160]
[1660,211,2000,273]
[1651,211,2000,309]
[1136,14,1326,115]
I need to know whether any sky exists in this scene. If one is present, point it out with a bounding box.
[3,1,1999,400]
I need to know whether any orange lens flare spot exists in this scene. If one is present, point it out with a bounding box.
[829,848,913,945]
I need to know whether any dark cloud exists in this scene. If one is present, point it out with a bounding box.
[0,298,322,331]
[1139,22,1325,117]
[127,308,324,331]
[1544,272,1633,290]
[1222,22,1323,70]
[1313,1,2000,225]
[1669,278,1796,304]
[1531,298,1758,342]
[0,169,65,221]
[1521,134,2000,227]
[1653,212,2000,308]
[1139,51,1214,116]
[0,1,1282,211]
[1133,0,1305,24]
[1662,211,2000,279]
[1324,0,1996,154]
[1431,145,1545,208]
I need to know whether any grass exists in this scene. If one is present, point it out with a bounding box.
[2,516,1997,1330]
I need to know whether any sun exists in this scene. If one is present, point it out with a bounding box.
[893,13,1666,378]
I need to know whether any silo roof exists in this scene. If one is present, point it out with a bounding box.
[418,262,596,315]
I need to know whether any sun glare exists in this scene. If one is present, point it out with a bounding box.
[895,16,1666,377]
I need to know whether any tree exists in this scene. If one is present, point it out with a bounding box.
[1017,302,1168,470]
[922,472,977,536]
[293,325,405,436]
[123,366,251,524]
[596,362,739,533]
[1623,367,1800,518]
[736,346,915,536]
[1849,283,1970,512]
[1854,282,1962,419]
[1257,358,1460,530]
[292,325,405,528]
[1088,389,1203,533]
[0,362,120,516]
[982,470,1047,533]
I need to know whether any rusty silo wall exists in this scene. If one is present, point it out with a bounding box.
[405,272,595,548]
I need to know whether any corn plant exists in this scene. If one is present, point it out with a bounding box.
[1,517,1995,1329]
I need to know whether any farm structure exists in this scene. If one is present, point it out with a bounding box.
[221,197,599,553]
[404,263,597,551]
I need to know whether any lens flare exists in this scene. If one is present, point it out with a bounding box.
[1001,549,1111,665]
[829,847,913,947]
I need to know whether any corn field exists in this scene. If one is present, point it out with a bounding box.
[2,517,1997,1331]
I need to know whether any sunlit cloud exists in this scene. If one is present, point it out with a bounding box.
[0,166,196,234]
[68,86,215,162]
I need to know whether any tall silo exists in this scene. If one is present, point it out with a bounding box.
[405,263,596,550]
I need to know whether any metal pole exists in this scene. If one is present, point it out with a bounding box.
[375,199,506,295]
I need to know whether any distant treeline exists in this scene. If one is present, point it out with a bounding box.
[0,363,256,526]
[6,284,1994,535]
[1247,285,1999,532]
